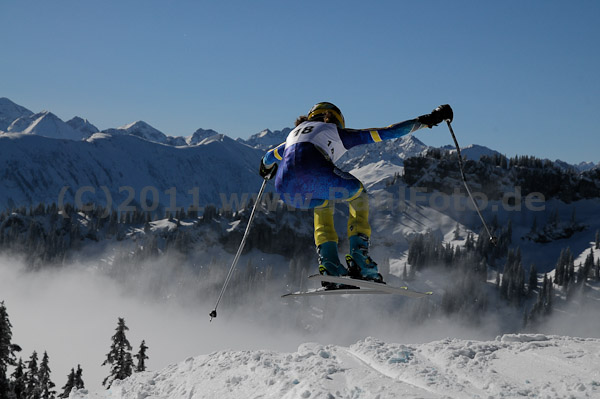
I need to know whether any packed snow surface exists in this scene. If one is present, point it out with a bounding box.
[73,334,599,399]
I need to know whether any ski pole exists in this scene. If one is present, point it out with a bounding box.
[446,120,498,245]
[209,178,268,322]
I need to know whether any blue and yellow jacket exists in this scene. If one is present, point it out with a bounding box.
[262,118,426,167]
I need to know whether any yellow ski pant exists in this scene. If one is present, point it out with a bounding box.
[313,189,371,247]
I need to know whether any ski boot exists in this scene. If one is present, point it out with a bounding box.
[346,233,384,283]
[317,241,351,290]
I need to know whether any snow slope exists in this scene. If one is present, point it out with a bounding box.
[72,334,600,399]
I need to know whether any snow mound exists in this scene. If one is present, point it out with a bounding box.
[72,335,600,399]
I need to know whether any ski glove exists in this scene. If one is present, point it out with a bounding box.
[259,160,278,180]
[417,104,453,128]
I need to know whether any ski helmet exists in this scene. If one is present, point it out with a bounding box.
[307,102,345,129]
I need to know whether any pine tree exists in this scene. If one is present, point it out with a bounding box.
[38,351,55,399]
[529,273,553,323]
[582,249,594,283]
[58,369,74,399]
[102,318,133,389]
[10,358,26,399]
[25,351,41,399]
[566,250,575,287]
[58,365,84,398]
[134,341,149,372]
[530,216,538,234]
[74,365,84,391]
[491,214,499,231]
[464,233,475,251]
[528,264,538,295]
[453,222,460,240]
[596,230,600,250]
[1,301,21,397]
[545,274,554,315]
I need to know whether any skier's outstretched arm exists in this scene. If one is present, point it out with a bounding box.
[339,104,453,150]
[259,141,286,180]
[262,141,286,166]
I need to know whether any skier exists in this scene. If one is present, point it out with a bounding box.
[259,102,453,286]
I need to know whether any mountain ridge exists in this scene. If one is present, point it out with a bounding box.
[1,97,595,171]
[0,132,264,211]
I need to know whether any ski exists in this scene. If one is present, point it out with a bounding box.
[282,287,388,298]
[308,274,433,298]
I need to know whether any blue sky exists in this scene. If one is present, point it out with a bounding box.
[1,1,598,163]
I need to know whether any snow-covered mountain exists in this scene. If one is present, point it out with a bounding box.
[73,334,600,399]
[574,161,600,172]
[66,116,99,136]
[339,135,430,189]
[0,97,33,131]
[0,132,264,211]
[101,121,196,146]
[5,110,89,140]
[1,97,596,172]
[241,127,293,150]
[443,143,503,161]
[187,128,221,145]
[555,159,600,172]
[102,121,170,144]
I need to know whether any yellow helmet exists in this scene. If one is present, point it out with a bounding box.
[307,102,345,129]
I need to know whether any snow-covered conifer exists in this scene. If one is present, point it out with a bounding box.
[74,365,84,390]
[102,318,133,388]
[10,358,26,399]
[528,264,538,295]
[25,351,41,399]
[0,301,21,397]
[134,341,149,372]
[58,369,75,399]
[38,351,55,399]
